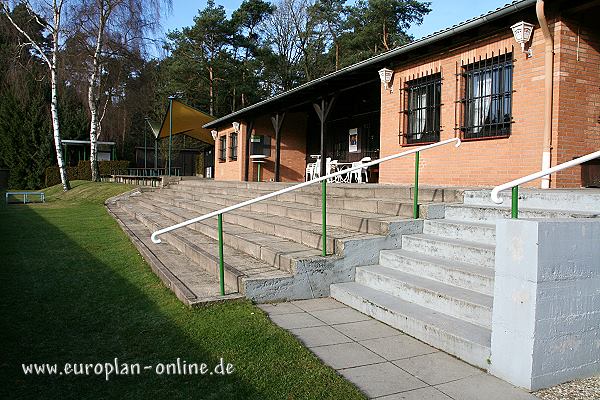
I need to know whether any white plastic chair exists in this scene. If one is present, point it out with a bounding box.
[305,162,316,181]
[350,157,371,183]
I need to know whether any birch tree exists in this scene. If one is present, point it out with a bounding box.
[0,0,71,191]
[76,0,168,181]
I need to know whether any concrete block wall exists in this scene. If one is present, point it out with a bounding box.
[490,219,600,390]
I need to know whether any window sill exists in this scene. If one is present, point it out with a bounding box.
[460,134,510,142]
[401,140,438,147]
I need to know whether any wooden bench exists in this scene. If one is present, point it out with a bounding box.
[5,191,45,204]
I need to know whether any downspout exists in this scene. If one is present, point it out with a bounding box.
[536,0,554,188]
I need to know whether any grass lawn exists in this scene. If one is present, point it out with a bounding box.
[0,181,365,399]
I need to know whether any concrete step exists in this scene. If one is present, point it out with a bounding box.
[177,180,464,203]
[464,188,600,213]
[113,200,298,302]
[423,219,496,246]
[330,282,491,369]
[401,234,496,268]
[445,204,599,223]
[168,184,421,217]
[139,193,384,257]
[158,187,410,235]
[355,265,493,327]
[107,205,242,305]
[128,196,327,273]
[379,249,494,295]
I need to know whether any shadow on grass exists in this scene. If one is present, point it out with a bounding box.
[0,203,364,400]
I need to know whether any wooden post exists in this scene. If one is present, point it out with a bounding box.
[271,113,285,182]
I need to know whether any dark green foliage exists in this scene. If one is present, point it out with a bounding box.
[0,84,53,190]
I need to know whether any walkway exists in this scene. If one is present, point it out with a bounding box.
[259,298,537,400]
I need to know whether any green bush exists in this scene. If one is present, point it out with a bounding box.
[45,160,129,187]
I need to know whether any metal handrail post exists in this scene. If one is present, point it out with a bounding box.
[322,179,327,256]
[413,151,420,219]
[511,186,519,219]
[218,214,225,295]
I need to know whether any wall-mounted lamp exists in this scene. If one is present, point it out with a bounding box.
[511,21,534,57]
[211,130,218,141]
[232,122,240,133]
[378,68,394,93]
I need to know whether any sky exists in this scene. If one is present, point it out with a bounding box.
[158,0,509,41]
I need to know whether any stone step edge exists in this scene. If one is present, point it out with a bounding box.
[380,248,495,280]
[330,282,491,370]
[106,205,243,306]
[163,187,412,225]
[356,265,493,328]
[122,197,330,274]
[115,200,293,294]
[138,194,383,257]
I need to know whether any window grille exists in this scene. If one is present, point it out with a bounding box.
[229,133,238,160]
[402,72,442,144]
[219,136,227,161]
[460,51,513,139]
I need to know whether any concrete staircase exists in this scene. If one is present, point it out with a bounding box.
[106,179,460,303]
[331,189,600,370]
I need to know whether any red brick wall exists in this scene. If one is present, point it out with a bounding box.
[214,126,243,181]
[215,112,307,182]
[553,19,600,187]
[379,28,553,188]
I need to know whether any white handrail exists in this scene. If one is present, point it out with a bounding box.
[151,137,461,243]
[491,149,600,204]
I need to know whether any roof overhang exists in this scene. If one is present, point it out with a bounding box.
[204,0,538,129]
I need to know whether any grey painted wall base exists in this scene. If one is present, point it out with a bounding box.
[490,219,600,391]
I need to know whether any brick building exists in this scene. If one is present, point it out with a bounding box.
[205,0,599,188]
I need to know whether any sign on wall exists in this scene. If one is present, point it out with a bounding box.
[349,128,359,153]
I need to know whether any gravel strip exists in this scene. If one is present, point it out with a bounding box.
[535,376,600,400]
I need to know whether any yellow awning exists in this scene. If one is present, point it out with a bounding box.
[158,100,216,144]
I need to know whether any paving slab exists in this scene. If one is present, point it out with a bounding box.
[268,312,326,329]
[394,352,483,385]
[263,299,538,400]
[289,325,353,348]
[291,297,347,312]
[360,334,438,361]
[333,319,401,341]
[310,342,385,369]
[338,362,427,398]
[377,387,453,400]
[435,373,539,400]
[310,307,371,325]
[257,302,303,315]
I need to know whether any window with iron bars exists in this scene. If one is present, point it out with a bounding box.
[229,132,238,160]
[219,136,227,161]
[460,52,513,139]
[403,73,442,144]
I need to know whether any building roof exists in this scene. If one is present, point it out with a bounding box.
[204,0,537,129]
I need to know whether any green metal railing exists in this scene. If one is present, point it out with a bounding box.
[151,138,461,295]
[491,149,600,218]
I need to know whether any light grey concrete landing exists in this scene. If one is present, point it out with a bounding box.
[259,298,538,400]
